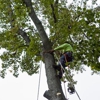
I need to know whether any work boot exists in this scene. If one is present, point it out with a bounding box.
[53,65,61,71]
[53,65,58,69]
[58,71,63,79]
[56,74,62,79]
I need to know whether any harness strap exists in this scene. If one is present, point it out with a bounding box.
[64,54,68,62]
[64,53,70,68]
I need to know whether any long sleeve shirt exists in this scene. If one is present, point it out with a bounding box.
[54,43,73,53]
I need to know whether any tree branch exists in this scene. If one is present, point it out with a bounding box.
[50,0,58,23]
[8,2,30,45]
[51,4,57,23]
[23,0,51,49]
[18,29,30,45]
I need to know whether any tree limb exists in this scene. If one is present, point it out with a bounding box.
[50,0,59,23]
[23,0,51,49]
[9,2,30,45]
[18,29,30,45]
[51,4,57,23]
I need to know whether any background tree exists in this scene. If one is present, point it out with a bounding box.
[0,0,100,100]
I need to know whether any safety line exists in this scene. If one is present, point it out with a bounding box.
[37,61,42,100]
[63,82,67,99]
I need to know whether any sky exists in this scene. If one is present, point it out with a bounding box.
[0,0,100,100]
[0,60,100,100]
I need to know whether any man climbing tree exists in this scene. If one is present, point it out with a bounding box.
[0,0,100,100]
[46,41,74,79]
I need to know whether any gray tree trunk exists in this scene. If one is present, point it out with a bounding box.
[23,0,66,100]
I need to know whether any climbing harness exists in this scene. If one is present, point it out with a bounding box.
[37,61,42,100]
[55,53,82,100]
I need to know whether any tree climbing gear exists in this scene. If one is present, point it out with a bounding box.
[37,61,42,100]
[68,86,75,94]
[55,53,82,100]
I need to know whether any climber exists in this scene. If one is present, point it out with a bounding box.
[48,41,74,79]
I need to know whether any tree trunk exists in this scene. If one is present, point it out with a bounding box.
[23,0,66,100]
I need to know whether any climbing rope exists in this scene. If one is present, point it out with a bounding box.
[60,61,68,99]
[55,53,82,100]
[63,81,67,99]
[37,61,42,100]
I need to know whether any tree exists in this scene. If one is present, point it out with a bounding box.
[0,0,100,100]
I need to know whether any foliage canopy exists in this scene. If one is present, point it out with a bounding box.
[0,0,100,78]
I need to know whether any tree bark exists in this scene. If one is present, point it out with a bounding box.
[23,0,66,100]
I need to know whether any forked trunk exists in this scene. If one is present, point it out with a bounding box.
[23,0,66,99]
